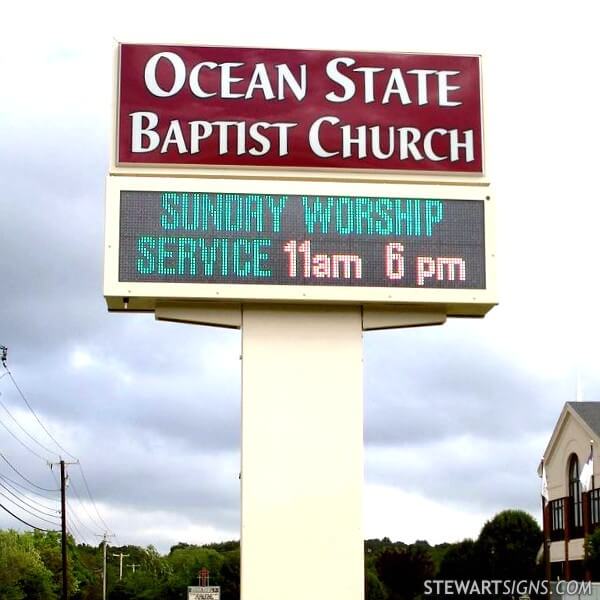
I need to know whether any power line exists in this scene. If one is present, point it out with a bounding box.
[76,463,112,534]
[0,350,111,542]
[67,499,100,540]
[50,468,100,540]
[0,480,60,518]
[0,411,53,462]
[0,501,54,532]
[69,475,108,534]
[0,474,59,511]
[0,391,60,458]
[0,470,59,500]
[66,513,89,546]
[0,490,61,527]
[2,366,78,461]
[0,451,59,493]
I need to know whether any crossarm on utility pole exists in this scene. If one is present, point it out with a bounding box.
[112,552,130,580]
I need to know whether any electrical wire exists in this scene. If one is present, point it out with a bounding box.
[0,451,59,493]
[68,475,107,535]
[0,490,61,527]
[0,474,59,511]
[0,481,60,518]
[0,360,111,536]
[0,501,54,532]
[2,367,78,461]
[66,499,99,540]
[76,463,112,534]
[0,414,50,461]
[0,470,59,500]
[0,391,60,458]
[49,468,100,541]
[66,513,90,546]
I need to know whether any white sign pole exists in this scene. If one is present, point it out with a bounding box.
[155,302,447,600]
[240,304,364,600]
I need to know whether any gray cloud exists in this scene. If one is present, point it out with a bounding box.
[364,323,573,447]
[2,14,599,554]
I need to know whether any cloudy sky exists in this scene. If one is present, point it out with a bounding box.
[1,0,599,553]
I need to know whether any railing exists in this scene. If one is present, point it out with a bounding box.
[548,489,600,542]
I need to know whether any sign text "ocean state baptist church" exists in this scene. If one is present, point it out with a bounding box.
[117,45,483,173]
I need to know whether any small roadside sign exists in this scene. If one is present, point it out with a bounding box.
[188,586,220,600]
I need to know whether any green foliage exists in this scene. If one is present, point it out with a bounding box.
[166,546,224,591]
[375,545,435,600]
[219,549,240,600]
[0,530,57,600]
[477,509,541,580]
[437,539,480,581]
[0,510,541,600]
[365,537,397,554]
[365,563,388,600]
[427,542,451,573]
[585,528,600,578]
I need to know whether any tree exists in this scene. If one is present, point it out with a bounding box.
[0,530,57,600]
[365,564,388,600]
[162,546,225,599]
[585,528,600,579]
[437,539,481,580]
[72,543,102,600]
[375,546,434,600]
[477,510,541,581]
[219,549,240,600]
[32,530,83,596]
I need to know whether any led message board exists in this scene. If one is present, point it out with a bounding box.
[116,44,483,174]
[104,177,496,315]
[120,192,484,288]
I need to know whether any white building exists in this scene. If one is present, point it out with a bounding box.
[541,402,600,580]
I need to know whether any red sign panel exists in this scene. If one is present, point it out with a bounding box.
[117,44,483,173]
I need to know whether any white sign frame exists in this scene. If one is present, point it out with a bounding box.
[109,42,490,186]
[104,176,496,317]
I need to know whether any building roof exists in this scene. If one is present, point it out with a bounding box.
[567,402,600,438]
[543,402,600,464]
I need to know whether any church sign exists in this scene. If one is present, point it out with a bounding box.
[116,44,483,173]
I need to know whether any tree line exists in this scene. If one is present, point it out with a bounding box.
[0,509,547,599]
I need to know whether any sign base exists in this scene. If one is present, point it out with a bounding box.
[153,302,451,600]
[241,304,364,600]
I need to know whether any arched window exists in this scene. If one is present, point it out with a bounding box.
[569,454,583,532]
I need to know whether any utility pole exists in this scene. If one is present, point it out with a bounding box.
[112,552,130,580]
[60,461,68,600]
[127,563,140,574]
[96,532,114,600]
[49,458,77,600]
